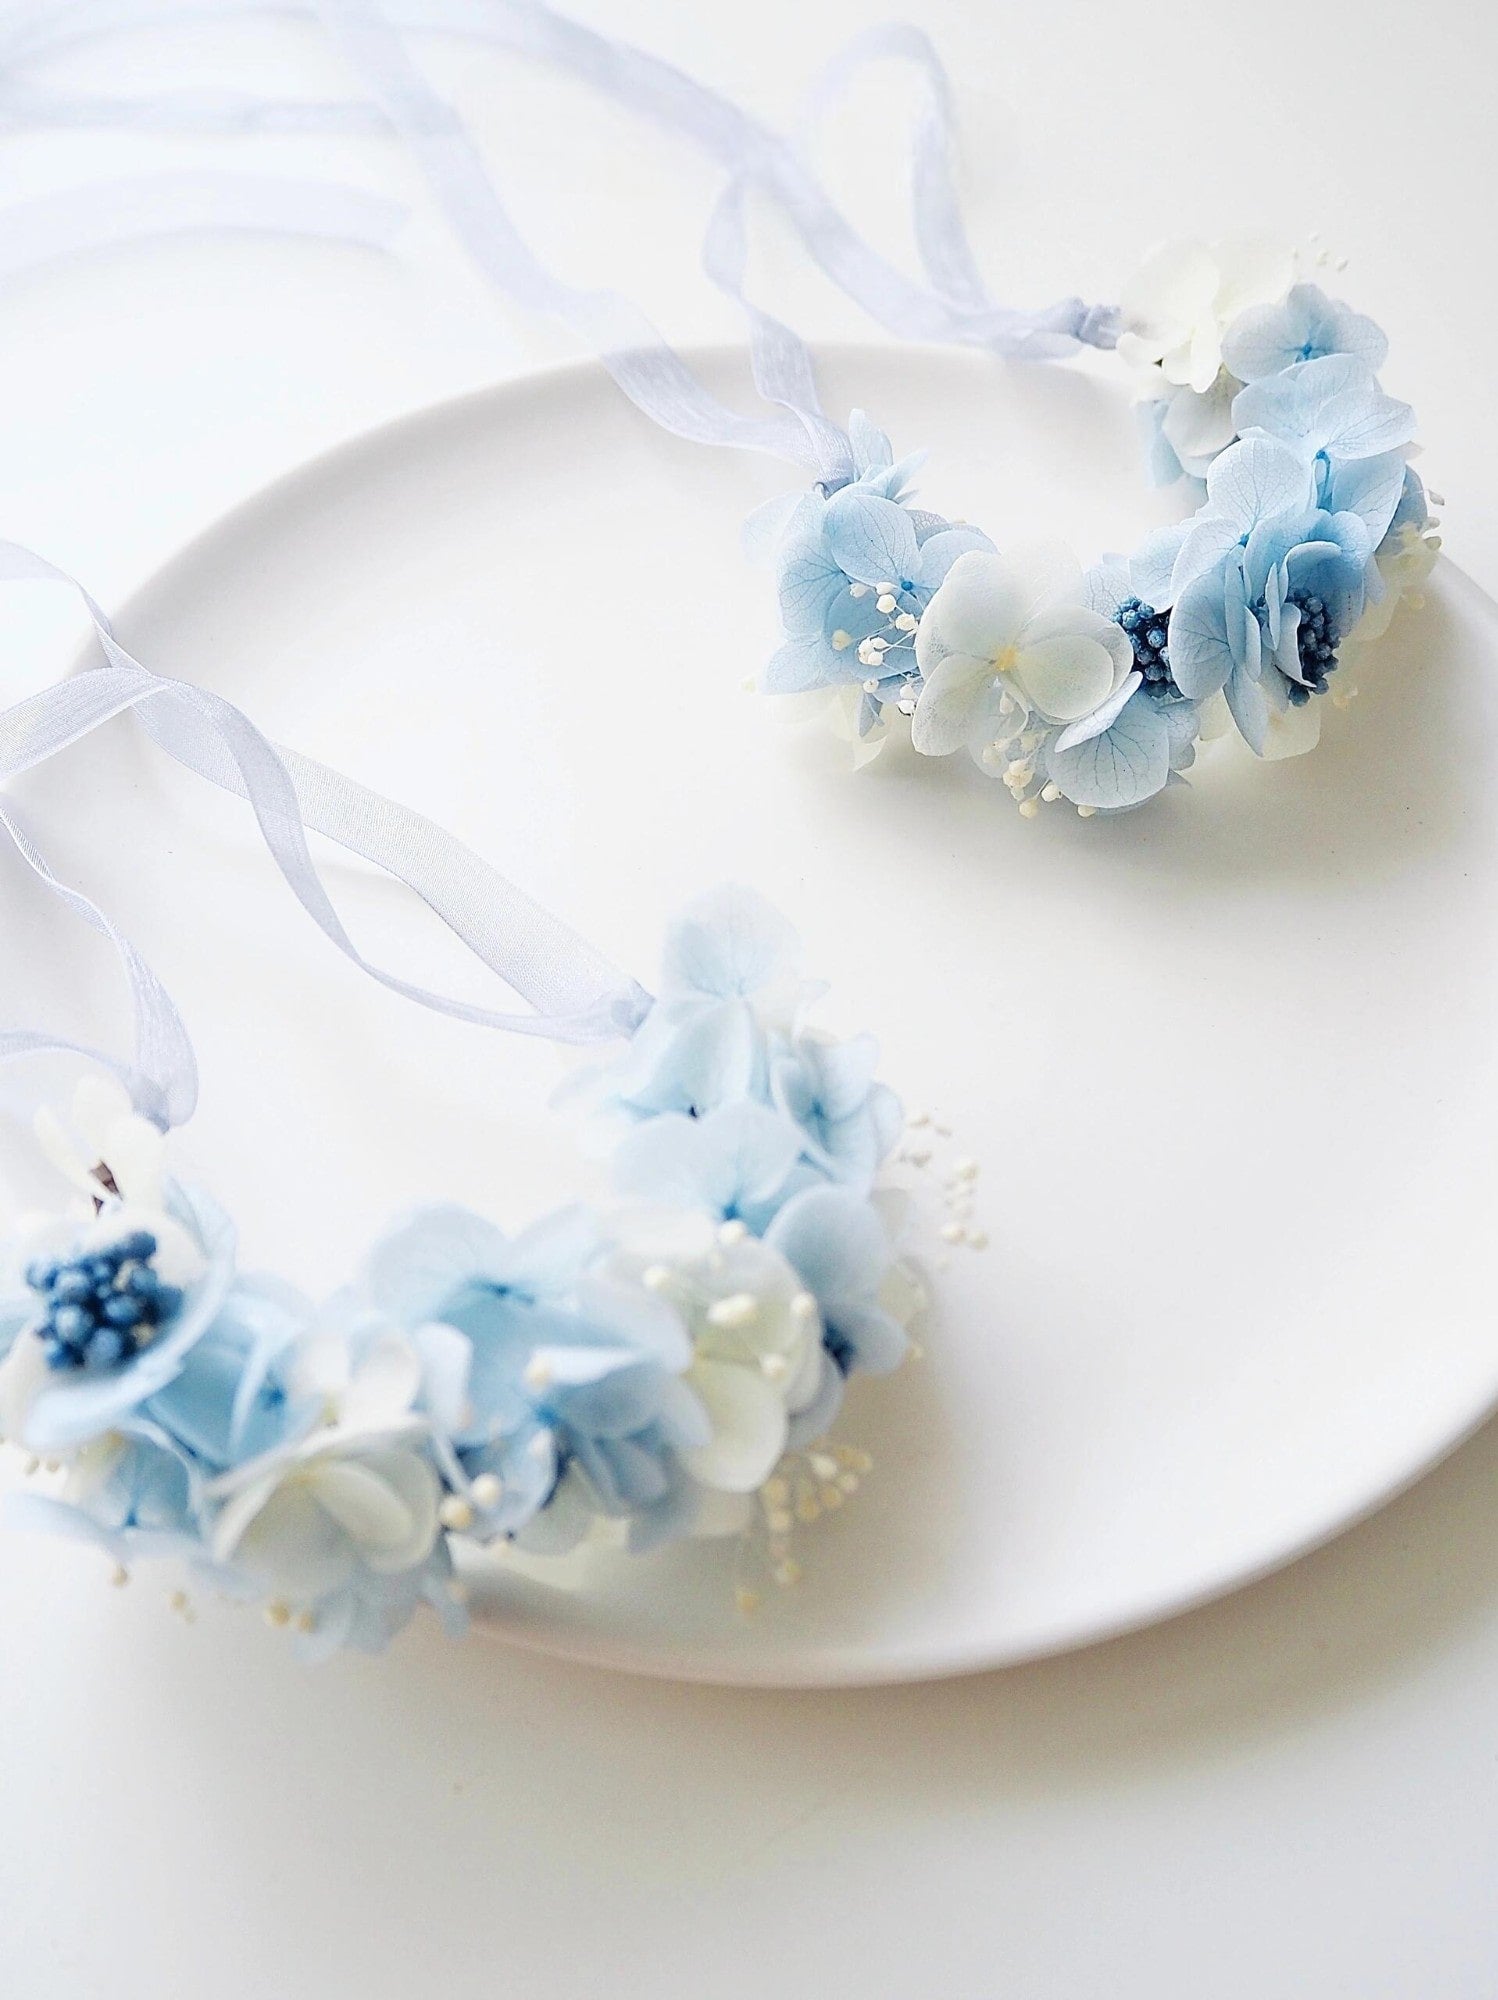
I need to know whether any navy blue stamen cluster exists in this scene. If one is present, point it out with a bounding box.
[1115,598,1178,699]
[1286,594,1339,706]
[25,1232,182,1374]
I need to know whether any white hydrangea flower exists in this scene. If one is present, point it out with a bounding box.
[1118,234,1298,395]
[1344,519,1442,651]
[606,1209,826,1496]
[203,1324,437,1608]
[911,546,1135,754]
[32,1076,202,1286]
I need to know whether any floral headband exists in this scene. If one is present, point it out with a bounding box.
[758,244,1438,813]
[310,6,1440,820]
[0,552,947,1657]
[0,2,1438,827]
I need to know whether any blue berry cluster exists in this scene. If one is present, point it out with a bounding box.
[1287,593,1339,705]
[25,1232,182,1373]
[1115,598,1178,699]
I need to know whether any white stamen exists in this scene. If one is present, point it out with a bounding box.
[707,1291,758,1330]
[471,1472,504,1508]
[439,1495,475,1532]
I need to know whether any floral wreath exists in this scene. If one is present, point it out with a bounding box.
[1,821,953,1657]
[758,239,1442,816]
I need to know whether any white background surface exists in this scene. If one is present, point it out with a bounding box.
[2,2,1497,1993]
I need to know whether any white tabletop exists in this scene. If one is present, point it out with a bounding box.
[2,5,1496,1993]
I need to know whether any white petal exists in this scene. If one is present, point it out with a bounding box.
[1161,374,1239,470]
[1213,233,1297,321]
[683,1360,788,1493]
[909,650,996,756]
[918,550,1025,664]
[1120,237,1217,333]
[1002,542,1085,625]
[1260,695,1323,761]
[340,1332,422,1432]
[1010,632,1125,725]
[1183,320,1223,396]
[0,1333,48,1443]
[69,1076,134,1156]
[33,1106,99,1200]
[308,1452,437,1570]
[100,1113,168,1211]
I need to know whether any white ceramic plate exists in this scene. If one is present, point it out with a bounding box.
[8,346,1498,1686]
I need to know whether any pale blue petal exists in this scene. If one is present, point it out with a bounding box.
[661,885,802,1001]
[847,408,893,473]
[613,1102,803,1219]
[821,489,921,586]
[1322,451,1408,544]
[363,1204,515,1324]
[914,525,996,590]
[1225,659,1271,755]
[1053,671,1143,750]
[1168,564,1238,699]
[1045,689,1171,809]
[1130,524,1191,607]
[763,638,845,694]
[777,535,846,638]
[1205,435,1315,530]
[1081,554,1132,620]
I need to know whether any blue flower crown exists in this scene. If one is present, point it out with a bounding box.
[0,885,931,1659]
[759,240,1441,815]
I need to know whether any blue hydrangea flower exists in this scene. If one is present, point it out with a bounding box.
[763,411,993,699]
[764,1187,909,1378]
[573,888,903,1194]
[360,1202,706,1551]
[0,1181,238,1455]
[769,1033,903,1195]
[205,1424,455,1655]
[1147,438,1376,755]
[1027,554,1207,811]
[568,886,805,1132]
[1231,354,1414,492]
[6,1416,207,1569]
[292,1539,466,1662]
[145,1274,318,1471]
[1222,283,1389,384]
[612,1101,817,1233]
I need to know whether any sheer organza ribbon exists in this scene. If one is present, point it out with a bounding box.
[0,0,1118,1121]
[0,0,1119,486]
[0,543,654,1127]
